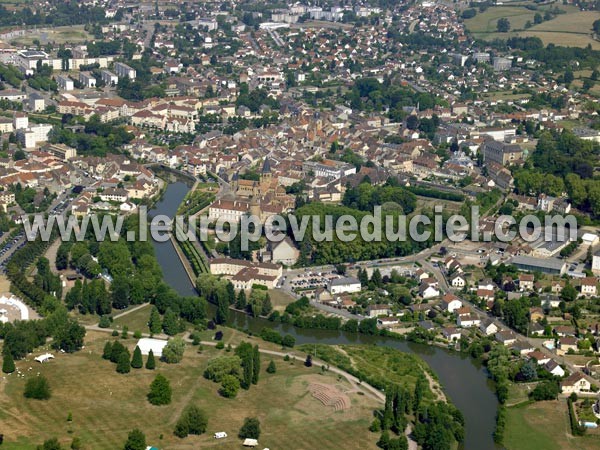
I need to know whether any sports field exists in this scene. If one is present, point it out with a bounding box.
[9,25,90,46]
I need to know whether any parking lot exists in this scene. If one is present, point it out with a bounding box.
[281,269,344,294]
[0,231,25,273]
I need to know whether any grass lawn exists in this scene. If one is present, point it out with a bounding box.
[267,288,295,312]
[112,304,153,333]
[504,399,600,450]
[299,344,440,403]
[0,331,380,449]
[506,383,533,406]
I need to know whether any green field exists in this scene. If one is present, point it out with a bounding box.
[113,304,153,333]
[464,6,542,34]
[503,399,600,450]
[464,4,600,49]
[298,344,443,401]
[0,330,380,449]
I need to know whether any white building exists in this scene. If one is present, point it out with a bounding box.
[479,319,498,336]
[441,294,462,313]
[79,71,97,88]
[17,123,53,148]
[28,93,45,112]
[328,277,362,295]
[56,75,74,91]
[13,113,28,130]
[580,277,597,296]
[114,62,136,80]
[16,50,49,71]
[457,314,481,328]
[100,69,118,86]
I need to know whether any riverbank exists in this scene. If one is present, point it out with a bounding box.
[148,181,501,450]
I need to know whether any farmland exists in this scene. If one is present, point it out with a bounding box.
[464,4,600,49]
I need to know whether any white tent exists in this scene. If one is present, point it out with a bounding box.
[0,295,29,320]
[34,353,54,363]
[136,338,168,357]
[243,438,258,447]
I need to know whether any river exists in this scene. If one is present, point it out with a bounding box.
[150,180,501,450]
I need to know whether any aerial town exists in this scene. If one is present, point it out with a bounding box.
[0,0,600,449]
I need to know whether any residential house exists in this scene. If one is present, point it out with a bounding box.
[366,304,391,318]
[496,330,517,346]
[419,282,440,299]
[527,351,550,366]
[449,273,466,288]
[560,372,592,394]
[544,360,565,378]
[457,313,481,328]
[529,307,545,323]
[557,337,578,355]
[519,274,534,291]
[441,327,462,341]
[479,319,498,336]
[440,293,462,313]
[580,277,597,297]
[511,340,535,355]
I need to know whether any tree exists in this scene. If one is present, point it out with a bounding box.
[266,360,276,373]
[497,18,510,32]
[123,429,146,450]
[24,375,51,400]
[282,335,296,348]
[561,283,577,302]
[162,336,185,364]
[564,69,574,86]
[174,405,208,438]
[148,374,171,405]
[116,351,131,374]
[371,268,383,288]
[305,354,313,367]
[261,295,272,316]
[131,345,143,369]
[98,315,111,328]
[252,345,260,385]
[146,349,156,370]
[530,381,559,401]
[219,374,240,398]
[235,290,247,310]
[70,437,82,450]
[238,417,261,439]
[406,115,419,130]
[102,341,113,360]
[518,360,537,382]
[215,295,229,324]
[148,306,162,335]
[37,438,62,450]
[53,320,86,353]
[2,353,15,374]
[161,308,180,336]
